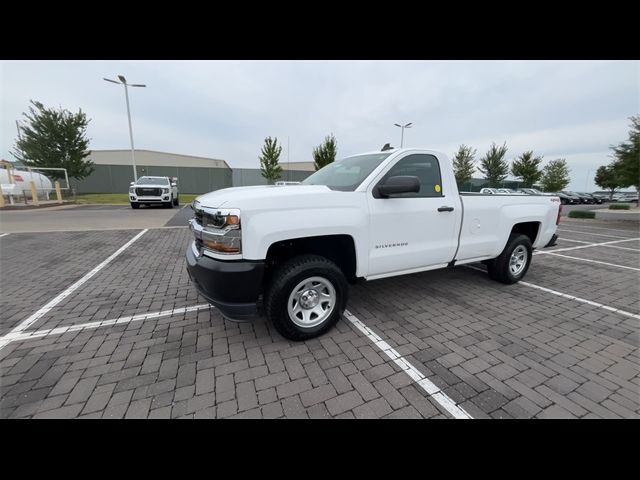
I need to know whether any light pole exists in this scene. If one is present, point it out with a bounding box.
[104,75,146,182]
[394,122,412,148]
[585,169,594,192]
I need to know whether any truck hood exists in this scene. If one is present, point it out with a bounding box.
[196,185,336,209]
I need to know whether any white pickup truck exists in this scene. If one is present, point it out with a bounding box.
[186,148,561,340]
[129,176,179,209]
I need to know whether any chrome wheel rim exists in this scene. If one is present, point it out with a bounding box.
[509,245,528,276]
[287,276,336,328]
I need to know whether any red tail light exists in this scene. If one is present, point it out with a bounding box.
[556,204,562,225]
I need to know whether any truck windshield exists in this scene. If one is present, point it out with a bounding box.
[137,177,169,185]
[301,152,393,191]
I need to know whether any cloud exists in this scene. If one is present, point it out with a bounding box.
[1,59,637,194]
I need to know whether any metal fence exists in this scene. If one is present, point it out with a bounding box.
[71,165,314,194]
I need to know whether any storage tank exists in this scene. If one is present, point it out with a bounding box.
[0,168,54,198]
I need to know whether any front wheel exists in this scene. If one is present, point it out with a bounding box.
[486,233,532,284]
[130,202,140,209]
[173,195,179,206]
[165,197,174,208]
[265,254,348,341]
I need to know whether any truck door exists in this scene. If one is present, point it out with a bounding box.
[366,153,460,278]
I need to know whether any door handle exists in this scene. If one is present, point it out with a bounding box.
[438,206,454,212]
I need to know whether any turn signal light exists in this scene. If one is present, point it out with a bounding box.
[203,240,240,253]
[225,215,239,226]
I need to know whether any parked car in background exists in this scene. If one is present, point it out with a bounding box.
[129,176,179,209]
[518,188,554,196]
[592,193,610,202]
[561,191,587,204]
[611,193,629,202]
[568,191,593,204]
[496,188,525,195]
[577,193,602,204]
[622,192,639,202]
[554,192,579,205]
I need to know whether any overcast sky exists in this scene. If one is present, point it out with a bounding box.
[1,60,638,191]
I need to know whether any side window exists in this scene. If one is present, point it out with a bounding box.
[378,154,443,198]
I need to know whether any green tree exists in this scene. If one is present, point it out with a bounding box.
[511,150,543,187]
[594,165,621,200]
[452,144,476,189]
[313,133,338,171]
[610,115,639,193]
[540,158,571,192]
[259,136,283,184]
[12,100,93,180]
[478,142,509,187]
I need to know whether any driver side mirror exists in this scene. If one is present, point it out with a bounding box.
[376,176,420,198]
[130,182,135,186]
[171,182,177,187]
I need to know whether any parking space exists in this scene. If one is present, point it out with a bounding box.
[25,228,199,333]
[0,230,141,336]
[0,220,638,419]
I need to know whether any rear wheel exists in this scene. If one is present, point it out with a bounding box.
[130,202,140,209]
[486,233,532,284]
[265,254,348,341]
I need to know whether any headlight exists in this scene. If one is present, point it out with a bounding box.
[129,187,135,194]
[162,188,169,194]
[191,207,241,255]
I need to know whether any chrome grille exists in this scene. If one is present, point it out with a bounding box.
[136,187,161,196]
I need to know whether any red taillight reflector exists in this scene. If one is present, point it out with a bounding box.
[556,204,562,225]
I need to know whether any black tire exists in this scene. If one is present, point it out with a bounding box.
[486,233,532,284]
[173,195,179,206]
[165,197,174,208]
[265,254,348,341]
[130,202,140,209]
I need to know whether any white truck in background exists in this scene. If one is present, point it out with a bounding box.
[129,176,179,209]
[186,148,561,340]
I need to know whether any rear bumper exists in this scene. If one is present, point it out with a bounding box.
[544,234,559,248]
[186,241,264,321]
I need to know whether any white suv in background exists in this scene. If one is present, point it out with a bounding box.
[129,176,179,209]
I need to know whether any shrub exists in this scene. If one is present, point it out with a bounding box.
[568,210,596,219]
[609,203,631,210]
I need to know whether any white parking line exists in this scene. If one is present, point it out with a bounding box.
[539,252,640,272]
[0,233,8,238]
[519,281,640,320]
[561,222,640,234]
[535,237,640,255]
[559,238,640,252]
[3,304,212,345]
[0,229,148,351]
[465,265,640,320]
[344,310,472,419]
[557,228,631,239]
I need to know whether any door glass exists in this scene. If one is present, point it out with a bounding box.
[379,154,443,198]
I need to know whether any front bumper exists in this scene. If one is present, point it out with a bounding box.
[130,195,171,203]
[186,241,264,321]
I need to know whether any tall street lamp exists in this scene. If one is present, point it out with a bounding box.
[104,75,146,182]
[394,122,412,148]
[585,169,594,191]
